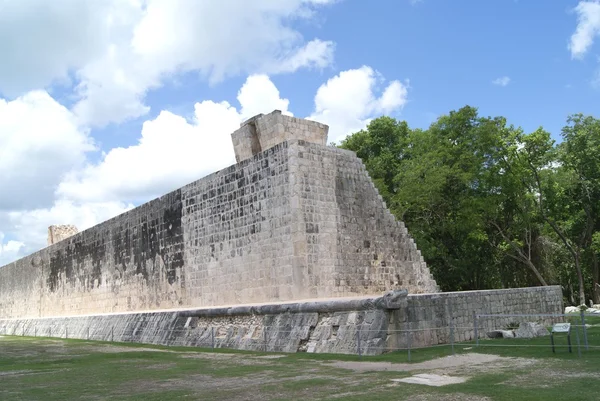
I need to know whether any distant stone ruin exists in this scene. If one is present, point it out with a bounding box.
[47,225,79,246]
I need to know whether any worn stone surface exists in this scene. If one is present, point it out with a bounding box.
[487,330,515,339]
[231,110,329,163]
[394,286,564,348]
[514,322,550,339]
[47,225,79,246]
[0,295,396,355]
[0,286,564,355]
[0,112,438,319]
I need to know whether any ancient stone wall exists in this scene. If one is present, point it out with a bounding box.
[0,112,437,319]
[393,285,564,349]
[0,286,563,355]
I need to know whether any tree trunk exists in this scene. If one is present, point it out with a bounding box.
[526,259,548,286]
[592,251,599,304]
[575,252,586,306]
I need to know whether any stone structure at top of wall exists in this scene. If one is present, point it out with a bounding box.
[47,225,79,246]
[0,111,438,319]
[231,110,329,163]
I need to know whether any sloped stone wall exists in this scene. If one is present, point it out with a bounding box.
[1,136,438,319]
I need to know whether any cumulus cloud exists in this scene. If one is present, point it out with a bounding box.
[0,0,121,98]
[0,0,337,127]
[569,1,600,59]
[58,74,292,203]
[308,66,410,143]
[0,91,94,210]
[492,76,511,86]
[0,232,24,267]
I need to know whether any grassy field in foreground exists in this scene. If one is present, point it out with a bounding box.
[1,319,600,401]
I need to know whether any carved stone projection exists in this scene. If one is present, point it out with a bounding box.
[47,225,79,246]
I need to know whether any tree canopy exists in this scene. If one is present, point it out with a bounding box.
[340,106,600,306]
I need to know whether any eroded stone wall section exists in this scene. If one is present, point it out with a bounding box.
[47,225,79,246]
[232,110,328,163]
[398,285,564,348]
[289,140,439,298]
[181,143,294,305]
[0,191,188,319]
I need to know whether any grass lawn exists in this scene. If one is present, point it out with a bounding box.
[1,316,599,401]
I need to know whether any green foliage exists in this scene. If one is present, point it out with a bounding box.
[340,107,600,301]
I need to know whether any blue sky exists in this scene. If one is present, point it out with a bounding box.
[131,0,600,147]
[0,0,598,264]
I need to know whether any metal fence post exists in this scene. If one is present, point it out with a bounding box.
[34,326,37,337]
[111,326,114,342]
[211,327,215,351]
[474,311,479,347]
[87,327,90,340]
[406,330,411,362]
[576,323,582,358]
[356,329,362,357]
[580,310,589,351]
[65,327,68,339]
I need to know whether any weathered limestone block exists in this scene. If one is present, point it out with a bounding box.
[231,110,329,163]
[47,225,78,246]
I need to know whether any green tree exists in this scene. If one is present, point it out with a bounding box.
[340,108,600,300]
[555,115,600,304]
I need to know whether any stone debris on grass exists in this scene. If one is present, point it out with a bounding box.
[327,353,504,373]
[252,355,287,359]
[391,373,467,387]
[514,322,549,338]
[487,322,549,339]
[565,306,600,314]
[486,330,515,339]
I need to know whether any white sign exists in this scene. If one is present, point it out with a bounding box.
[552,323,571,333]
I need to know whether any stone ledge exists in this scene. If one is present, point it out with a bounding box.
[178,289,408,318]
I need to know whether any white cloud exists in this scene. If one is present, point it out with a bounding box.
[492,76,511,86]
[238,75,293,120]
[58,74,293,203]
[569,1,600,59]
[265,39,335,74]
[0,91,94,210]
[0,232,24,267]
[0,0,124,98]
[308,66,410,143]
[0,0,337,127]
